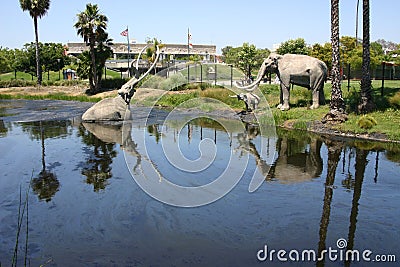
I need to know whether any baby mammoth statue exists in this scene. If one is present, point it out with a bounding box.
[231,93,260,112]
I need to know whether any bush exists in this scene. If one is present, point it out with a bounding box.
[357,115,377,129]
[389,91,400,109]
[0,79,36,88]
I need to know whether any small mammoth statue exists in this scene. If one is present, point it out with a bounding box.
[231,93,260,112]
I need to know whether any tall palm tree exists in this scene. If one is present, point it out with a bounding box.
[19,0,51,86]
[323,0,348,123]
[358,0,375,113]
[74,4,108,94]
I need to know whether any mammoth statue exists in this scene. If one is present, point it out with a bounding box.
[82,45,160,122]
[237,53,327,111]
[230,92,260,113]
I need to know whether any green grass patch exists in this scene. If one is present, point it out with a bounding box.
[0,93,101,102]
[335,109,400,140]
[155,91,199,107]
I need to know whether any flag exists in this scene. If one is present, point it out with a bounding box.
[188,29,193,49]
[120,28,128,37]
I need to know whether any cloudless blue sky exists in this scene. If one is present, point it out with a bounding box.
[1,0,399,53]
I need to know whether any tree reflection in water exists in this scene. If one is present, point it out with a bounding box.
[317,140,343,267]
[78,124,117,192]
[31,121,60,202]
[345,148,368,267]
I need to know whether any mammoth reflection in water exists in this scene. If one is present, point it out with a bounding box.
[268,134,323,183]
[82,120,325,186]
[237,124,323,184]
[81,121,161,180]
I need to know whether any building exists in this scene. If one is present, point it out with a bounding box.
[66,42,217,62]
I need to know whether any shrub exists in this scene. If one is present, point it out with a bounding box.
[389,91,400,109]
[0,79,36,88]
[357,115,377,129]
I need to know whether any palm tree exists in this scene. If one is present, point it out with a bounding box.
[323,0,348,123]
[358,0,375,113]
[74,4,108,94]
[19,0,51,86]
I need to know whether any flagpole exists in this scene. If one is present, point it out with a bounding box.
[127,25,130,77]
[187,28,190,58]
[187,28,190,82]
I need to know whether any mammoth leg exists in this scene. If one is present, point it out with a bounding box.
[277,87,283,109]
[310,75,325,109]
[319,88,326,105]
[311,89,320,109]
[280,82,290,111]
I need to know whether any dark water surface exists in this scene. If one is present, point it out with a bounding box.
[0,100,399,266]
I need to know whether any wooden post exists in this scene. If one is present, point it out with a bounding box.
[381,62,385,97]
[347,63,351,92]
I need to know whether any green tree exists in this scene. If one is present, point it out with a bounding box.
[40,43,70,72]
[77,35,113,85]
[310,43,332,69]
[74,3,108,94]
[358,0,375,113]
[237,43,258,78]
[276,38,310,55]
[222,44,269,78]
[0,47,14,73]
[19,0,51,85]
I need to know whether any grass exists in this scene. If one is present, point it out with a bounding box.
[0,69,123,82]
[1,73,399,141]
[151,79,400,141]
[0,93,102,102]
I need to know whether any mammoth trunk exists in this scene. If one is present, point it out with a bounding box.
[237,64,267,91]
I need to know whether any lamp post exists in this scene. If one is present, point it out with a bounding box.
[57,59,61,80]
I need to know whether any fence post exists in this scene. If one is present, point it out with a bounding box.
[347,63,351,92]
[200,64,202,84]
[187,64,190,84]
[381,62,385,97]
[230,64,233,88]
[214,64,217,86]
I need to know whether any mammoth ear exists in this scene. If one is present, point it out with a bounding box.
[273,54,283,64]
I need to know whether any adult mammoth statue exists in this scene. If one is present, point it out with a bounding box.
[82,45,160,122]
[237,53,327,111]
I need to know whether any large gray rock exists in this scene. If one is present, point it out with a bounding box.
[82,96,130,121]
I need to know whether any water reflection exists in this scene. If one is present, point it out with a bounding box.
[31,121,60,202]
[78,123,118,191]
[317,140,343,267]
[1,110,400,266]
[0,119,7,137]
[268,132,323,183]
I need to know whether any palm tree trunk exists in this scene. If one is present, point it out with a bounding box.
[34,16,42,86]
[322,0,348,123]
[358,0,375,113]
[89,36,97,94]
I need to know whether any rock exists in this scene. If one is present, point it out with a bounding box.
[82,96,130,122]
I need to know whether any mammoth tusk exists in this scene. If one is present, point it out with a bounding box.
[118,45,161,104]
[135,45,161,85]
[235,77,262,91]
[135,44,149,70]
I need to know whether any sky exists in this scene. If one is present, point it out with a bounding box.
[1,0,399,53]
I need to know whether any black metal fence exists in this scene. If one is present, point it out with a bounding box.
[345,63,400,80]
